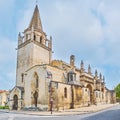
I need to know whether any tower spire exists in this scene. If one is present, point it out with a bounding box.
[36,0,38,5]
[95,69,98,77]
[88,64,91,74]
[80,60,84,72]
[29,4,43,32]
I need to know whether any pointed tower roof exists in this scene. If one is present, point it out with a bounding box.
[29,5,43,31]
[95,69,98,77]
[103,76,105,83]
[81,60,84,69]
[99,73,102,80]
[80,60,84,72]
[88,64,91,74]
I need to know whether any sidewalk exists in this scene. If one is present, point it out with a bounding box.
[0,103,119,116]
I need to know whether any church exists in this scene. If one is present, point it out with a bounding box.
[9,4,116,111]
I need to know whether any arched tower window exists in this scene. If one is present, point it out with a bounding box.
[64,87,67,98]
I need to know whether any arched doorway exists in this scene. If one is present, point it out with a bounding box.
[86,84,93,104]
[13,95,18,110]
[33,91,38,107]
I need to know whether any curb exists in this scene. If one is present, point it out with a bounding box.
[0,104,118,116]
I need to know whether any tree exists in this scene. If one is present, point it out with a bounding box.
[114,84,120,98]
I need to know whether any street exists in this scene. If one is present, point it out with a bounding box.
[0,105,120,120]
[81,104,120,120]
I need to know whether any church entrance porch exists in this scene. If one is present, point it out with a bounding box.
[33,91,38,107]
[13,95,18,110]
[86,84,93,105]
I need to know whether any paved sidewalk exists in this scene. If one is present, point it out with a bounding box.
[0,103,119,116]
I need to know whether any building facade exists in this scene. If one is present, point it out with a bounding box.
[0,90,9,106]
[9,4,115,110]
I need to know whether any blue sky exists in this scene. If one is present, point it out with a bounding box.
[0,0,120,90]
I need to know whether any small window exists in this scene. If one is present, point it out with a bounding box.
[40,36,42,43]
[96,92,98,98]
[21,73,24,83]
[64,87,67,98]
[70,74,73,81]
[21,91,24,99]
[26,34,28,40]
[34,35,36,40]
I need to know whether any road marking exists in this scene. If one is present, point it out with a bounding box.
[8,117,14,120]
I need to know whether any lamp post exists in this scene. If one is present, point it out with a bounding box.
[49,81,53,114]
[71,85,74,109]
[50,96,53,114]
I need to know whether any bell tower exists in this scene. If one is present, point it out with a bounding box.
[70,55,75,67]
[16,5,52,86]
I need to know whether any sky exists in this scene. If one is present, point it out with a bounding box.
[0,0,120,90]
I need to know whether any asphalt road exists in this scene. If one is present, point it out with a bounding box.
[0,105,120,120]
[81,104,120,120]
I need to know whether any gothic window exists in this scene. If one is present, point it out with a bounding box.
[36,76,39,88]
[34,72,39,88]
[64,87,67,98]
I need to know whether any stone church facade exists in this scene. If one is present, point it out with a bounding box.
[9,4,115,110]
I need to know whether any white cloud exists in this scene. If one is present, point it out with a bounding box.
[17,8,34,33]
[13,0,120,89]
[0,38,16,63]
[17,0,37,33]
[44,1,120,89]
[0,37,16,90]
[0,0,15,15]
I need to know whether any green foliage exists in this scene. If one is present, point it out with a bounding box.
[114,83,120,98]
[0,106,9,109]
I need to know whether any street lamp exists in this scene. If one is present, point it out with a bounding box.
[50,96,53,114]
[49,81,53,114]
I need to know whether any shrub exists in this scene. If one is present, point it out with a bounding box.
[0,106,9,109]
